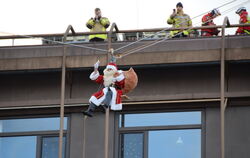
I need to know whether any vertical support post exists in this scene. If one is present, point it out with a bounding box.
[104,40,111,158]
[12,39,15,46]
[83,116,87,158]
[220,16,228,158]
[104,107,110,158]
[104,23,118,158]
[58,46,66,158]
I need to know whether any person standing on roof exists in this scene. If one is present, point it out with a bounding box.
[235,7,250,35]
[201,9,221,36]
[86,8,110,42]
[167,2,193,38]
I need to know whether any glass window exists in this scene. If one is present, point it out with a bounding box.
[121,133,143,158]
[121,111,201,127]
[148,129,201,158]
[42,136,66,158]
[0,136,37,158]
[0,117,68,133]
[119,111,202,158]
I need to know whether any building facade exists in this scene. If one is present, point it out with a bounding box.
[0,35,250,158]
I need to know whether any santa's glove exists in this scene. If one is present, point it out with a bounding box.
[94,60,100,69]
[112,78,117,83]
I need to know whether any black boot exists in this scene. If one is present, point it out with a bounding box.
[102,88,113,109]
[83,102,96,117]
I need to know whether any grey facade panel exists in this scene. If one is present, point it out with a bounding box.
[0,63,250,107]
[225,106,250,158]
[205,106,250,158]
[69,113,85,158]
[205,107,220,158]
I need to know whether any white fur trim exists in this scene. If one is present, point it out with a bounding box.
[106,65,117,70]
[89,71,100,80]
[110,87,123,111]
[89,88,108,106]
[89,87,122,110]
[111,103,122,110]
[115,73,125,82]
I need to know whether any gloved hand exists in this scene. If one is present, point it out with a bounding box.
[112,77,118,83]
[170,9,177,18]
[94,60,100,69]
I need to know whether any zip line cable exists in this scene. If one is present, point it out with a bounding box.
[0,31,108,52]
[117,0,250,59]
[220,0,250,15]
[0,0,248,56]
[113,0,238,53]
[116,0,250,59]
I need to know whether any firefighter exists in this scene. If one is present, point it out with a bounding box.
[167,2,193,38]
[235,7,250,35]
[86,8,110,42]
[201,9,221,36]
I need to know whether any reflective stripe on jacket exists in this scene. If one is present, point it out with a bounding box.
[86,17,110,40]
[167,13,192,36]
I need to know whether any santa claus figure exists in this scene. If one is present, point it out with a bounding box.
[83,60,125,117]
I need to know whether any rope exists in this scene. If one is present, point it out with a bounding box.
[113,0,238,53]
[116,0,250,59]
[219,0,250,15]
[0,31,108,52]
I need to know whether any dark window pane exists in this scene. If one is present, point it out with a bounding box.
[0,117,67,133]
[121,133,143,158]
[0,136,36,158]
[149,129,201,158]
[122,112,201,127]
[42,137,66,158]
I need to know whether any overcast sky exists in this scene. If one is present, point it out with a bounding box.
[0,0,249,38]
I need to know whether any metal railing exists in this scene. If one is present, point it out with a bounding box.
[0,23,250,47]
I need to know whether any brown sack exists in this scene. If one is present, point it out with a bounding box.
[122,68,138,94]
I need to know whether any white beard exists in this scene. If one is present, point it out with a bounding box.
[103,68,117,87]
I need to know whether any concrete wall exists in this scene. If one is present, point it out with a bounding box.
[0,62,249,108]
[69,112,115,158]
[0,36,250,71]
[0,60,249,158]
[205,106,250,158]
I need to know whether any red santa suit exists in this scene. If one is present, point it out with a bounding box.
[89,63,125,110]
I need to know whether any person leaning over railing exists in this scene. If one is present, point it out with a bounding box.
[86,8,110,42]
[201,9,221,36]
[235,7,250,35]
[167,2,193,38]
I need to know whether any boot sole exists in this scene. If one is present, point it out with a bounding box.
[82,111,93,117]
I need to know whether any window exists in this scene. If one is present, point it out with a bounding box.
[148,130,201,158]
[122,111,201,127]
[121,133,144,158]
[0,136,37,158]
[119,111,202,158]
[0,117,67,133]
[42,136,66,158]
[0,117,68,158]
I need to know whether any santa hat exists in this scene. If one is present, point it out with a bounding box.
[106,63,117,70]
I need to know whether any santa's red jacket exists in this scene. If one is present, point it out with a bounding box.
[201,13,219,36]
[236,11,250,34]
[89,71,125,110]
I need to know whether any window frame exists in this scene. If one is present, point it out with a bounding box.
[115,109,205,158]
[0,114,70,158]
